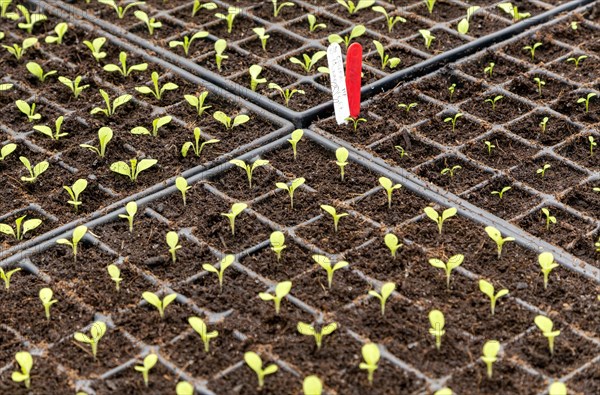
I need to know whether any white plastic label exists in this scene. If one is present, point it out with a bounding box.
[327,43,350,125]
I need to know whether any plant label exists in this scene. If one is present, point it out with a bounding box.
[327,43,350,125]
[346,43,363,119]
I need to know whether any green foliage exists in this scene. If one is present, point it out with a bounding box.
[444,112,462,132]
[249,64,267,91]
[336,0,375,15]
[110,158,157,182]
[221,203,247,236]
[484,140,495,155]
[188,316,218,352]
[423,0,436,13]
[252,27,270,52]
[63,178,88,212]
[335,147,349,181]
[272,0,294,17]
[549,382,567,395]
[214,39,228,72]
[359,343,380,384]
[428,309,445,350]
[244,352,278,389]
[457,6,481,34]
[83,37,107,62]
[175,176,191,206]
[134,353,158,387]
[303,376,323,395]
[74,321,107,360]
[270,231,286,261]
[0,143,16,161]
[169,31,209,56]
[538,251,558,289]
[192,0,217,17]
[45,22,68,44]
[307,14,326,32]
[536,163,550,177]
[134,10,162,35]
[166,231,181,263]
[539,116,549,133]
[230,158,269,189]
[297,321,338,350]
[202,255,235,289]
[288,129,303,160]
[98,0,144,18]
[424,206,457,234]
[2,37,37,61]
[80,127,113,158]
[58,76,89,98]
[373,40,400,70]
[448,83,456,101]
[345,116,367,131]
[118,201,138,232]
[259,281,292,314]
[534,315,560,355]
[181,127,219,158]
[533,77,545,96]
[577,92,596,113]
[135,71,178,100]
[384,233,402,258]
[19,156,48,183]
[566,54,587,68]
[379,177,401,208]
[142,291,177,319]
[269,83,305,107]
[497,2,531,21]
[419,29,435,49]
[369,282,395,316]
[398,102,417,113]
[0,267,21,289]
[320,205,348,233]
[176,381,195,395]
[429,254,464,288]
[523,42,542,61]
[485,95,503,110]
[313,254,348,288]
[491,186,511,200]
[276,177,305,209]
[15,100,40,122]
[33,115,67,140]
[589,135,596,156]
[290,51,327,73]
[213,110,250,130]
[184,91,211,117]
[481,340,500,378]
[372,6,405,32]
[39,287,57,320]
[56,225,87,260]
[541,207,556,231]
[103,51,148,76]
[484,226,514,258]
[484,62,495,77]
[479,279,508,316]
[215,7,241,33]
[11,351,32,388]
[107,264,122,291]
[329,25,366,48]
[0,215,41,241]
[90,89,132,117]
[130,115,172,137]
[11,5,47,34]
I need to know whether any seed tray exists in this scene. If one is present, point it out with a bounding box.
[43,0,594,127]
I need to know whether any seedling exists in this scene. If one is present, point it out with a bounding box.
[290,51,327,73]
[434,389,453,395]
[484,140,495,155]
[423,0,436,13]
[479,279,508,316]
[80,127,113,158]
[214,39,228,72]
[398,102,418,113]
[56,225,87,260]
[134,10,162,35]
[249,65,267,91]
[174,177,191,206]
[176,381,195,395]
[481,340,500,378]
[307,14,326,32]
[441,164,461,178]
[577,92,596,113]
[83,37,107,62]
[541,208,556,230]
[497,2,531,21]
[63,179,88,212]
[533,77,545,96]
[26,61,56,82]
[372,6,406,33]
[142,291,177,319]
[566,54,587,68]
[429,254,464,288]
[313,254,348,288]
[523,42,542,61]
[369,282,395,316]
[429,309,445,350]
[336,0,375,15]
[19,156,48,183]
[107,264,122,291]
[2,37,37,61]
[1,0,11,17]
[303,376,323,395]
[539,117,549,133]
[320,205,348,233]
[221,203,247,236]
[384,233,402,257]
[373,40,400,70]
[230,159,269,189]
[192,0,217,17]
[536,163,550,177]
[252,28,269,52]
[213,111,250,130]
[39,287,57,320]
[74,321,107,360]
[98,0,144,18]
[244,352,278,389]
[189,316,218,352]
[131,115,172,137]
[259,281,292,314]
[272,0,294,16]
[270,231,286,260]
[335,147,349,181]
[379,177,402,208]
[58,76,89,99]
[485,226,514,258]
[181,127,219,158]
[444,113,462,132]
[549,382,567,395]
[277,177,305,209]
[395,145,406,159]
[448,83,456,102]
[215,7,241,34]
[419,29,435,50]
[110,158,158,182]
[484,62,495,78]
[32,115,66,141]
[184,92,211,117]
[538,251,558,289]
[166,231,181,263]
[135,71,178,100]
[202,255,235,289]
[345,116,367,131]
[297,322,338,350]
[269,83,305,107]
[359,343,380,384]
[90,89,132,117]
[0,215,41,241]
[15,100,40,122]
[457,6,480,35]
[288,129,303,160]
[589,136,596,156]
[424,206,457,234]
[11,5,46,34]
[135,353,158,387]
[534,315,560,355]
[0,267,21,289]
[11,351,32,389]
[485,95,503,110]
[329,25,366,48]
[169,31,209,56]
[0,143,16,162]
[103,51,148,76]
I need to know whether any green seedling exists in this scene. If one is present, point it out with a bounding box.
[0,143,16,161]
[577,92,596,113]
[372,6,406,33]
[384,233,402,258]
[395,145,406,159]
[0,267,21,290]
[107,264,122,291]
[1,0,11,17]
[135,353,158,387]
[379,177,402,208]
[303,376,323,395]
[419,29,435,50]
[58,76,89,99]
[536,163,550,177]
[566,55,587,68]
[533,77,545,96]
[479,279,508,315]
[270,231,286,261]
[288,129,303,160]
[429,254,464,288]
[269,83,305,107]
[272,0,294,17]
[91,89,132,117]
[539,116,549,133]
[26,62,56,83]
[189,316,218,352]
[448,83,456,101]
[166,231,181,263]
[541,207,556,230]
[110,158,157,182]
[39,287,57,320]
[345,116,367,131]
[63,179,88,212]
[215,6,241,33]
[0,215,41,241]
[142,291,177,319]
[313,254,348,288]
[441,164,461,178]
[184,91,211,117]
[359,343,380,384]
[0,83,13,91]
[307,14,326,32]
[485,95,503,110]
[424,206,457,234]
[373,40,400,70]
[497,2,531,21]
[538,251,558,289]
[423,0,436,13]
[176,176,191,206]
[56,225,87,260]
[74,321,107,360]
[244,352,278,389]
[484,62,495,78]
[485,226,514,258]
[534,315,560,355]
[230,158,269,189]
[135,71,178,100]
[457,6,480,35]
[98,0,144,18]
[11,351,32,389]
[203,255,235,289]
[589,135,596,156]
[19,156,48,183]
[444,113,462,132]
[83,37,107,62]
[80,127,113,158]
[214,39,228,72]
[434,389,453,395]
[481,340,500,378]
[249,65,267,92]
[176,381,194,395]
[429,309,445,350]
[15,100,40,122]
[549,382,567,395]
[369,282,395,316]
[3,37,37,61]
[252,28,269,52]
[33,115,67,140]
[11,5,46,34]
[336,0,375,15]
[221,203,247,236]
[169,31,209,56]
[131,115,172,137]
[290,51,327,73]
[398,102,418,113]
[259,281,292,314]
[192,0,217,17]
[181,127,219,158]
[213,110,250,130]
[320,205,348,233]
[277,177,305,209]
[484,140,495,155]
[523,42,542,61]
[134,10,161,35]
[329,25,366,48]
[335,147,349,181]
[297,322,338,350]
[103,51,148,76]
